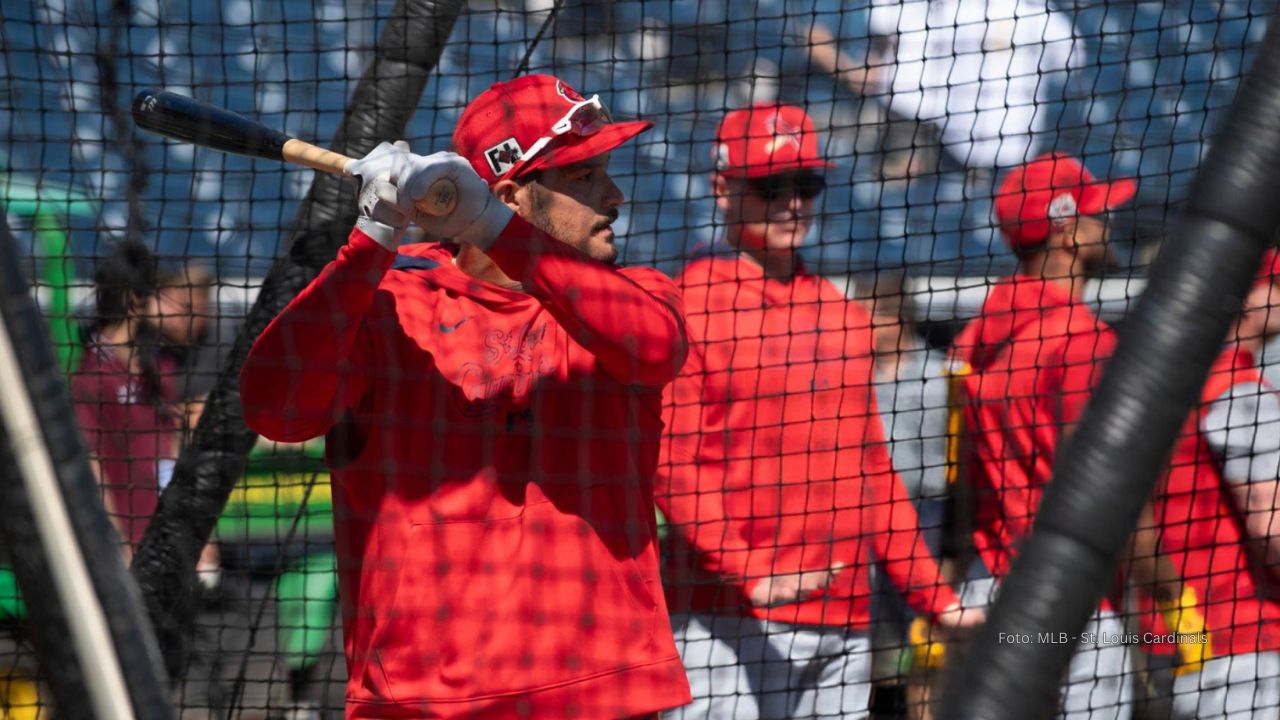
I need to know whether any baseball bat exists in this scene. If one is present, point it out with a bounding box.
[130,88,457,216]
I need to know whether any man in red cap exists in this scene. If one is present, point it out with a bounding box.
[948,152,1139,718]
[655,103,981,719]
[1139,249,1280,719]
[241,74,692,718]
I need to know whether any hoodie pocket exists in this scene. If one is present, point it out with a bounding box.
[369,504,660,703]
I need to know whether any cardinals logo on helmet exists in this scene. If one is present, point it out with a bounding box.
[764,112,803,155]
[1047,192,1079,221]
[555,80,587,105]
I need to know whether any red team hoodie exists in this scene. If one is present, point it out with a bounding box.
[241,217,692,718]
[1151,346,1280,658]
[657,255,959,629]
[950,276,1117,586]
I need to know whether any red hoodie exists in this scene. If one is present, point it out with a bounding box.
[1148,346,1280,658]
[241,218,692,719]
[950,276,1116,584]
[656,255,959,629]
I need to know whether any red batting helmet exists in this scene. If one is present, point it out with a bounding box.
[452,74,653,186]
[995,153,1137,248]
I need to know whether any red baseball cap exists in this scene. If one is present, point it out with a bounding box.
[994,153,1137,247]
[714,103,832,179]
[452,74,653,186]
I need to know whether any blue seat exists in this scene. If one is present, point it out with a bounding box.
[1,0,1270,271]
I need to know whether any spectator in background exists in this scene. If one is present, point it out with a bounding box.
[1141,250,1280,719]
[948,153,1138,719]
[71,240,181,560]
[657,103,980,720]
[154,263,216,436]
[852,273,953,711]
[805,0,1081,180]
[154,263,224,592]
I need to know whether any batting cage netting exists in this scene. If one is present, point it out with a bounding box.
[4,0,1280,718]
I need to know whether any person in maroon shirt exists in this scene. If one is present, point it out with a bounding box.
[241,75,691,719]
[71,240,181,559]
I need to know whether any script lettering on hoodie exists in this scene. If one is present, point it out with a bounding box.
[453,321,554,416]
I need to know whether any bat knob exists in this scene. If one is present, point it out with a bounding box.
[418,179,458,217]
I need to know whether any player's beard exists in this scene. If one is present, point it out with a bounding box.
[523,183,570,247]
[523,182,618,264]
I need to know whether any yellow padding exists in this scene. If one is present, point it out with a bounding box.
[1157,586,1214,676]
[0,677,42,720]
[943,362,972,487]
[910,616,947,670]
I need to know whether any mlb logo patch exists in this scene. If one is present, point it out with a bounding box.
[485,138,524,176]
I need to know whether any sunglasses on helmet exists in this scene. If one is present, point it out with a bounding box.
[519,94,613,169]
[746,173,826,201]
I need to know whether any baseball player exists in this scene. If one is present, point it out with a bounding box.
[948,153,1138,719]
[656,103,981,720]
[241,74,693,719]
[1141,249,1280,719]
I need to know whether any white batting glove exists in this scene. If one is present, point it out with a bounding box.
[398,151,513,251]
[347,140,415,250]
[349,144,514,251]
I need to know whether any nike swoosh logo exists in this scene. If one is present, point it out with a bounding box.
[439,316,472,334]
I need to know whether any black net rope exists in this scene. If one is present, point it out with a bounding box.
[1,2,1278,719]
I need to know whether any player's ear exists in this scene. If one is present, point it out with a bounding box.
[492,178,522,213]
